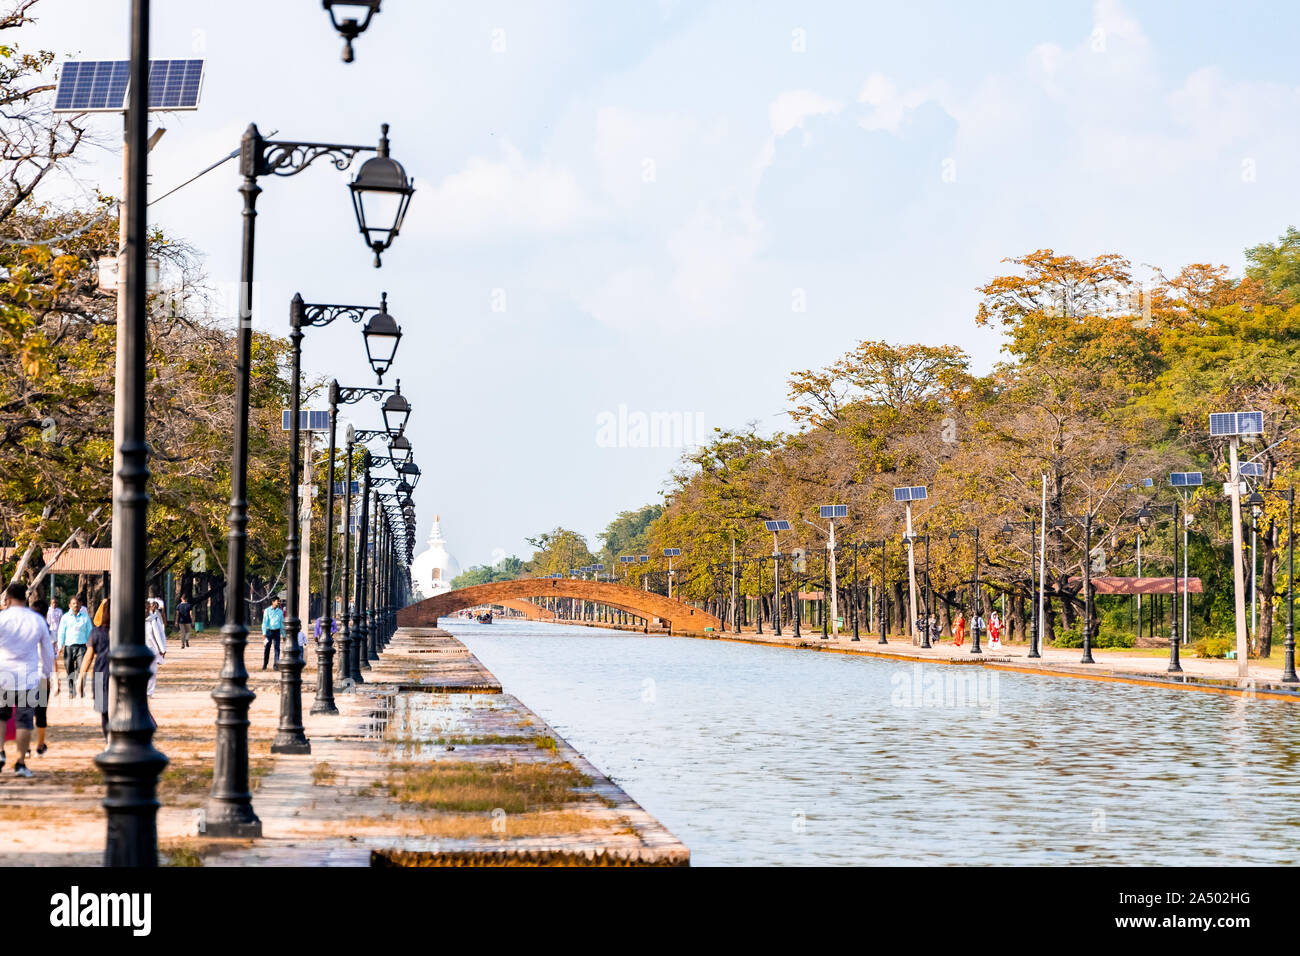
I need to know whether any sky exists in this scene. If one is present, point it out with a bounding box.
[25,0,1300,571]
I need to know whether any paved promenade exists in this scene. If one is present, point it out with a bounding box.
[0,627,689,866]
[550,616,1300,701]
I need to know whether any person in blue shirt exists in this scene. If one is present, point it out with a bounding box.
[261,596,284,670]
[56,594,93,697]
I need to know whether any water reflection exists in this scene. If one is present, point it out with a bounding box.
[446,619,1300,866]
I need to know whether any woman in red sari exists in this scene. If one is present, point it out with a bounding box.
[953,612,966,647]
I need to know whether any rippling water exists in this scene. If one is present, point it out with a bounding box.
[444,619,1300,866]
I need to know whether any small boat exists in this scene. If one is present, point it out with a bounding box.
[476,610,493,624]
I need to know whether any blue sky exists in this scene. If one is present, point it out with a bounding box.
[28,0,1300,571]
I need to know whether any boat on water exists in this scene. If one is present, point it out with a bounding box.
[475,610,493,624]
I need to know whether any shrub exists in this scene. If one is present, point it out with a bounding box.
[1193,635,1232,659]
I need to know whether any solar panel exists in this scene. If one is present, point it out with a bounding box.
[1140,478,1153,488]
[638,555,650,563]
[663,548,681,557]
[593,563,605,570]
[1239,462,1264,477]
[53,58,204,113]
[893,486,928,502]
[820,504,848,518]
[619,556,635,563]
[332,481,361,495]
[1237,411,1264,435]
[1209,413,1237,436]
[764,520,791,531]
[1170,472,1203,487]
[282,409,330,430]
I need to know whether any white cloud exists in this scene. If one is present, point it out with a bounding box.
[768,90,842,137]
[410,142,602,241]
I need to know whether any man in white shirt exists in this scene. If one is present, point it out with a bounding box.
[0,582,54,777]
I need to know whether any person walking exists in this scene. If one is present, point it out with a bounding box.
[45,596,63,642]
[972,611,987,649]
[953,611,966,647]
[176,593,194,648]
[55,594,92,697]
[28,597,55,757]
[988,610,1003,651]
[144,597,167,697]
[927,613,941,645]
[261,596,284,670]
[78,598,112,739]
[0,583,54,777]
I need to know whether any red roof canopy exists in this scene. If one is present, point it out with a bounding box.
[1068,575,1203,595]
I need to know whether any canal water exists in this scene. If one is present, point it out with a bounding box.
[444,619,1300,866]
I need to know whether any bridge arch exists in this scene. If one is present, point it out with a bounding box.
[397,578,723,632]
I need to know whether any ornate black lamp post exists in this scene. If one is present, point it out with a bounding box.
[1053,512,1097,664]
[903,534,931,648]
[322,0,382,62]
[286,298,398,724]
[97,0,168,867]
[203,121,411,838]
[1137,500,1181,672]
[1000,518,1040,658]
[1256,488,1297,682]
[948,527,982,653]
[322,379,396,687]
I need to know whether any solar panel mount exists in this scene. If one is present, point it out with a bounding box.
[53,58,205,113]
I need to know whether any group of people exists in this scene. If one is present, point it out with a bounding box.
[916,609,1005,650]
[0,586,190,779]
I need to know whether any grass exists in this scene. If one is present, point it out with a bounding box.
[312,762,337,786]
[160,841,205,867]
[342,810,610,839]
[425,734,558,750]
[388,760,592,814]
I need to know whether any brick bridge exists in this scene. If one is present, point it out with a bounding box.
[396,578,723,632]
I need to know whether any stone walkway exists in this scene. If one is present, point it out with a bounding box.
[0,626,689,866]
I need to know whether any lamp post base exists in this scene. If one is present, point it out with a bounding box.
[310,700,339,716]
[270,735,312,755]
[201,802,262,839]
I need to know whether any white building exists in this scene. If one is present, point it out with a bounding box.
[410,514,461,600]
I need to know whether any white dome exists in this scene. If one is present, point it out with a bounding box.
[411,514,460,598]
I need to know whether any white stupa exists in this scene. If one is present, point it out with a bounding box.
[410,514,461,599]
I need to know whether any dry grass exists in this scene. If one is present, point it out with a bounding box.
[312,762,337,786]
[388,760,592,814]
[414,810,605,838]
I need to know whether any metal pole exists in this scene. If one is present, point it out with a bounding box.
[98,0,168,864]
[367,488,379,661]
[1028,520,1039,657]
[272,296,310,754]
[1228,437,1249,679]
[1169,496,1182,673]
[905,503,918,643]
[351,453,371,682]
[920,536,932,648]
[970,528,982,654]
[312,383,340,713]
[878,541,888,644]
[828,519,839,637]
[773,534,782,636]
[851,545,860,641]
[1080,514,1094,663]
[1036,474,1047,658]
[202,124,265,838]
[339,436,355,685]
[1284,489,1297,683]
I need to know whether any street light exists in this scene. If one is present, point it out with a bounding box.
[893,486,928,643]
[948,527,982,654]
[382,381,411,435]
[902,534,931,648]
[1255,488,1297,682]
[763,520,791,635]
[361,294,402,382]
[350,124,416,267]
[1000,518,1040,658]
[388,431,412,465]
[280,293,397,736]
[322,0,382,62]
[400,459,422,489]
[97,0,168,867]
[1137,498,1181,673]
[205,121,406,840]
